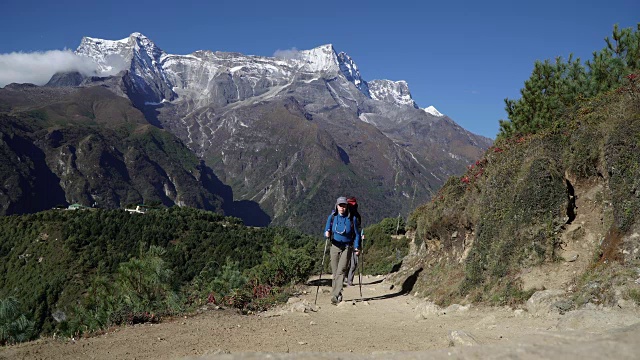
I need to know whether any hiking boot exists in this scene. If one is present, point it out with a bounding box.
[347,282,353,286]
[337,294,343,302]
[331,296,339,305]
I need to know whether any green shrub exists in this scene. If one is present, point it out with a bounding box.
[247,236,314,287]
[0,297,35,346]
[361,223,409,275]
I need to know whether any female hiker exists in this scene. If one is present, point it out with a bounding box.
[324,196,361,305]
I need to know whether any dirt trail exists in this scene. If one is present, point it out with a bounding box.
[2,180,640,359]
[2,274,639,360]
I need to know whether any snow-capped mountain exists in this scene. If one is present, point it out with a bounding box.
[368,80,418,108]
[423,105,444,117]
[65,32,492,231]
[337,52,370,97]
[76,33,424,110]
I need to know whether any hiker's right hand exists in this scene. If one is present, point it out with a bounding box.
[325,231,330,238]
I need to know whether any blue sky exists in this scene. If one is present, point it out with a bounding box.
[1,0,638,138]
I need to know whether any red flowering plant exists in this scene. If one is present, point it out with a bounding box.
[460,156,488,189]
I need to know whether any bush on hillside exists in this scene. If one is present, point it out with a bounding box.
[0,207,317,339]
[361,222,409,275]
[0,297,35,345]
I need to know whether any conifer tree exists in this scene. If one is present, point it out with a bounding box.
[0,297,34,345]
[499,23,639,139]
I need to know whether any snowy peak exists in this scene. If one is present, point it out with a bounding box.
[423,106,444,117]
[368,79,418,108]
[76,32,173,103]
[337,52,370,97]
[296,44,340,73]
[128,32,165,59]
[76,35,132,74]
[75,32,165,75]
[72,33,437,114]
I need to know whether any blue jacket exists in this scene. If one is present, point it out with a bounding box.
[325,212,361,249]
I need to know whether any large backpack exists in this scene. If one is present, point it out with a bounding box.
[346,196,362,229]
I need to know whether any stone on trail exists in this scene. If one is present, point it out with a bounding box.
[443,304,470,314]
[415,301,444,319]
[449,330,479,347]
[561,251,579,262]
[526,289,566,316]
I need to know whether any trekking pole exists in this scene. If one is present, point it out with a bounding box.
[315,235,330,305]
[358,229,364,299]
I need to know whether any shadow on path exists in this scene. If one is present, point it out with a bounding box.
[346,268,423,303]
[306,278,385,287]
[306,278,332,287]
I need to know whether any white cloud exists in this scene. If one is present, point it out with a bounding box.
[0,50,99,87]
[101,54,128,76]
[273,48,300,60]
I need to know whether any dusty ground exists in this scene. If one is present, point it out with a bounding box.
[1,274,639,360]
[2,179,639,359]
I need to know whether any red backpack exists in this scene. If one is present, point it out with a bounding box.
[346,196,362,228]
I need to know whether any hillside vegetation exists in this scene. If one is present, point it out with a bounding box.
[0,205,408,344]
[0,207,318,341]
[402,23,640,306]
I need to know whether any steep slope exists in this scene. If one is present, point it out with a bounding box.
[394,84,640,309]
[0,84,227,214]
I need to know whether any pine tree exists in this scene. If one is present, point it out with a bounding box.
[0,297,34,345]
[499,23,639,139]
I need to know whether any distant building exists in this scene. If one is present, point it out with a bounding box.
[125,205,147,214]
[67,203,89,210]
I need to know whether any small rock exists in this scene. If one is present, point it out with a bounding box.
[310,321,317,325]
[527,290,566,316]
[291,303,307,313]
[298,341,307,345]
[415,301,444,318]
[562,251,579,262]
[552,300,574,314]
[449,330,479,347]
[617,299,636,309]
[514,309,525,317]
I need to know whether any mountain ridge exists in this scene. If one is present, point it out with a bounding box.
[2,32,492,232]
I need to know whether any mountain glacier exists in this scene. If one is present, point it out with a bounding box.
[65,32,491,230]
[76,33,426,111]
